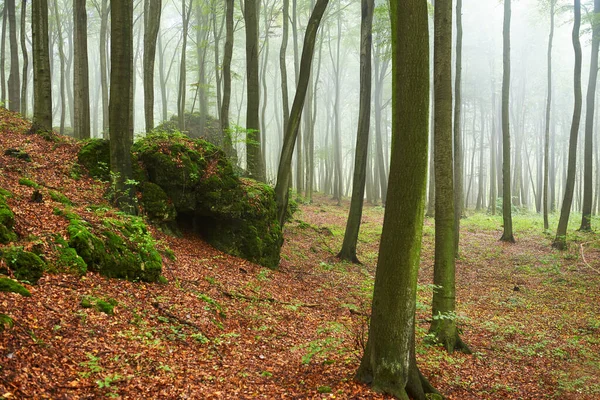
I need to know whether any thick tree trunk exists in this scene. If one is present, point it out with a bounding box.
[356,2,438,398]
[73,0,90,139]
[580,0,600,231]
[109,0,135,214]
[338,0,374,264]
[274,0,330,227]
[501,0,515,243]
[554,0,583,249]
[143,0,161,133]
[245,0,265,181]
[31,0,52,132]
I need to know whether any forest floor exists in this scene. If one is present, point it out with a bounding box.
[1,108,600,399]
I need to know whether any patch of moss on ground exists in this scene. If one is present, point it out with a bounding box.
[66,213,162,283]
[80,295,117,315]
[53,237,87,275]
[0,246,46,284]
[18,177,39,189]
[140,182,177,225]
[49,190,73,206]
[0,190,17,244]
[0,277,31,296]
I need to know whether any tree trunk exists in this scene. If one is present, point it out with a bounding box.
[356,1,438,398]
[31,0,52,132]
[177,0,192,131]
[73,0,90,139]
[453,0,464,252]
[476,102,485,211]
[553,0,582,249]
[274,0,329,227]
[245,0,265,181]
[20,0,28,116]
[143,0,161,133]
[7,0,20,112]
[221,0,236,161]
[99,0,109,137]
[51,0,66,135]
[500,0,515,243]
[429,0,470,354]
[280,0,290,133]
[1,8,7,106]
[109,0,136,214]
[195,2,207,135]
[338,0,374,264]
[580,0,600,231]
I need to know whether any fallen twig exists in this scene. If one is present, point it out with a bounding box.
[579,241,600,275]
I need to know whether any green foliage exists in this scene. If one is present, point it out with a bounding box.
[0,190,17,244]
[0,277,31,296]
[80,295,118,315]
[18,177,39,189]
[49,190,73,206]
[0,246,46,284]
[77,139,111,181]
[53,236,87,275]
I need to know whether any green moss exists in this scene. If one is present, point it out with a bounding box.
[4,148,32,161]
[66,215,162,282]
[18,177,40,189]
[0,188,12,198]
[0,193,16,244]
[140,182,177,224]
[49,190,73,206]
[80,295,116,315]
[54,237,87,275]
[0,246,46,284]
[0,277,31,296]
[77,139,110,181]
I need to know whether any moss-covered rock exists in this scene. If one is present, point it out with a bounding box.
[155,113,223,147]
[54,237,87,275]
[0,246,45,284]
[66,215,162,282]
[134,133,283,268]
[140,182,177,225]
[0,277,31,296]
[0,190,17,244]
[77,139,111,181]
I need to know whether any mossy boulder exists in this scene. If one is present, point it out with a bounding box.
[0,277,31,296]
[155,113,223,147]
[77,139,110,181]
[133,133,282,268]
[0,190,17,244]
[66,215,162,282]
[54,237,87,275]
[140,182,177,225]
[0,246,46,284]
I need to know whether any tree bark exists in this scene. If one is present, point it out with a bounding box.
[356,2,438,398]
[51,0,66,134]
[177,0,192,131]
[109,0,136,214]
[31,0,52,132]
[1,8,7,106]
[338,0,374,264]
[580,0,600,231]
[143,0,161,133]
[98,0,109,137]
[20,0,28,116]
[7,0,20,112]
[73,0,90,139]
[221,0,236,161]
[453,0,464,251]
[501,0,515,243]
[543,1,555,231]
[245,0,265,181]
[274,0,330,227]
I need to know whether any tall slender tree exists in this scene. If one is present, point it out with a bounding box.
[7,0,20,112]
[338,0,374,264]
[580,0,600,231]
[554,0,583,249]
[51,0,66,134]
[177,0,193,131]
[73,0,90,139]
[274,0,330,227]
[109,0,135,214]
[500,0,515,243]
[543,0,556,231]
[429,0,470,354]
[143,0,162,133]
[31,0,52,132]
[355,1,439,398]
[453,0,464,252]
[20,0,28,116]
[221,0,236,161]
[245,0,265,181]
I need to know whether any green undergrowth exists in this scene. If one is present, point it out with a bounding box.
[0,189,17,244]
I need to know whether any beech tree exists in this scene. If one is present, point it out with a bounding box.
[338,0,374,264]
[355,1,439,398]
[543,0,556,231]
[31,0,52,132]
[73,0,90,139]
[143,0,162,133]
[554,0,582,249]
[7,0,19,112]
